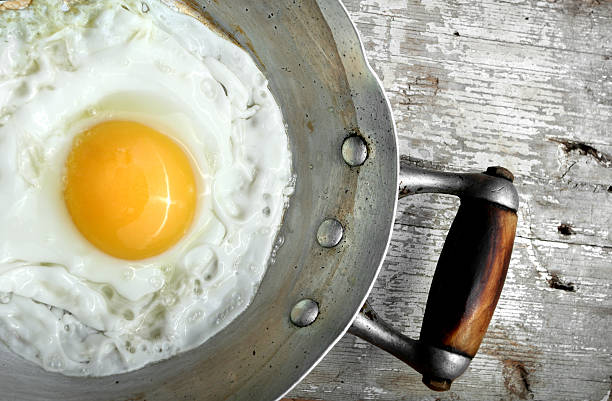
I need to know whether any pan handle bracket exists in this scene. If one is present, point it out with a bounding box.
[348,303,471,389]
[348,158,519,391]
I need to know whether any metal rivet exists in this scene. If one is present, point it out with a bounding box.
[317,218,343,248]
[342,136,368,166]
[290,299,319,327]
[485,166,514,182]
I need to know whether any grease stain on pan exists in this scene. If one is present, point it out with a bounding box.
[306,120,314,132]
[230,24,266,69]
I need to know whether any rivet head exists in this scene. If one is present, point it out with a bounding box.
[342,136,368,166]
[290,299,319,327]
[485,166,514,182]
[317,218,343,248]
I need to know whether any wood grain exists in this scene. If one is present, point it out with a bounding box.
[420,200,517,359]
[287,0,612,400]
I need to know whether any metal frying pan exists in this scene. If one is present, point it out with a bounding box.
[0,0,518,399]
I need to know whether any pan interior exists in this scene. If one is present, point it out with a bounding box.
[0,1,397,400]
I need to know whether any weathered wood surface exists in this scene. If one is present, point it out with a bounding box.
[287,0,612,400]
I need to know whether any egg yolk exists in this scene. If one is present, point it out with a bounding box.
[63,120,197,260]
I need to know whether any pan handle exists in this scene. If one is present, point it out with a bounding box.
[348,157,518,391]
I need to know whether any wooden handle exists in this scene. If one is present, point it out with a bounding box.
[419,198,518,358]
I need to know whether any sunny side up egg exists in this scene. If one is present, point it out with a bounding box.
[0,0,293,375]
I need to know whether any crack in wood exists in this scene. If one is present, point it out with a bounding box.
[516,234,612,250]
[549,138,612,168]
[557,223,576,236]
[547,272,576,292]
[502,360,534,400]
[560,161,577,179]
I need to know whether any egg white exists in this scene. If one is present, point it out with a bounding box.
[0,0,292,375]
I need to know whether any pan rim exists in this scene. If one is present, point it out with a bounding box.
[273,0,399,399]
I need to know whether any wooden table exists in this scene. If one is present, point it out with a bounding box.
[287,0,612,399]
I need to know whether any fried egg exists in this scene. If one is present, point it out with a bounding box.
[0,0,293,375]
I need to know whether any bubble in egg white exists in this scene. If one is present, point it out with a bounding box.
[122,268,135,281]
[192,279,204,296]
[0,292,12,304]
[275,235,285,248]
[200,78,218,99]
[154,60,172,74]
[160,264,174,275]
[47,354,64,370]
[161,292,176,306]
[187,309,203,324]
[148,276,163,288]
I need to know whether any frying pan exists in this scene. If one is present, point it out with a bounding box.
[0,0,519,399]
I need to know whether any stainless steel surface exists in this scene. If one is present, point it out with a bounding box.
[0,0,398,400]
[398,157,519,211]
[348,303,471,385]
[290,299,320,327]
[341,135,368,166]
[316,218,344,248]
